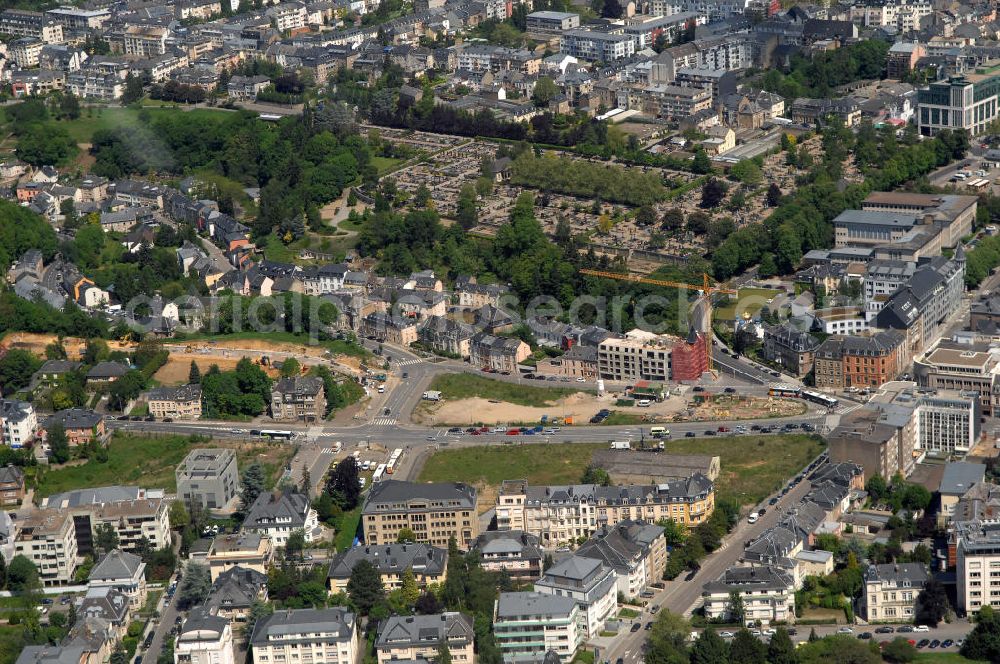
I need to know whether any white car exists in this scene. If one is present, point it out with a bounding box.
[358,477,367,488]
[747,513,758,524]
[576,377,585,382]
[913,625,930,633]
[837,627,854,634]
[762,629,776,637]
[719,632,735,639]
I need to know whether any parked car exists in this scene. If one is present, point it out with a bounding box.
[913,625,930,633]
[630,623,641,633]
[837,627,854,634]
[874,626,894,634]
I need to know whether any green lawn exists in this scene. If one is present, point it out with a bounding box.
[35,433,293,499]
[418,434,825,506]
[602,412,647,426]
[428,374,585,407]
[334,505,362,551]
[371,156,403,175]
[0,624,25,664]
[914,654,987,663]
[714,288,782,322]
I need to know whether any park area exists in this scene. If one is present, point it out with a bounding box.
[417,434,825,510]
[33,432,293,499]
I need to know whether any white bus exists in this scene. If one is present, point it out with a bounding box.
[372,464,387,482]
[650,427,670,439]
[255,429,295,440]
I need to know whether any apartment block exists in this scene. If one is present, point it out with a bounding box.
[15,510,78,586]
[576,521,667,598]
[176,448,240,510]
[469,333,531,373]
[89,550,147,610]
[176,608,236,664]
[362,481,479,549]
[204,533,274,581]
[375,613,474,664]
[327,543,447,594]
[560,29,635,61]
[762,324,819,377]
[526,11,580,33]
[0,465,25,507]
[1,399,37,448]
[813,331,906,390]
[270,376,325,422]
[862,563,929,623]
[473,531,544,582]
[251,608,360,664]
[145,384,203,420]
[598,330,672,382]
[496,476,714,546]
[0,10,63,42]
[494,592,583,664]
[43,486,171,556]
[242,491,319,546]
[534,556,617,638]
[702,565,795,625]
[953,520,1000,614]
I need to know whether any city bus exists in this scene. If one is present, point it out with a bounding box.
[768,385,801,399]
[372,464,387,483]
[650,427,670,439]
[256,429,295,440]
[801,389,839,410]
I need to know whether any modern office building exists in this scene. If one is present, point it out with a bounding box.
[176,448,240,510]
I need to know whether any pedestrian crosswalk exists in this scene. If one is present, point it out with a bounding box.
[372,417,397,427]
[320,447,336,454]
[835,402,863,416]
[395,358,423,367]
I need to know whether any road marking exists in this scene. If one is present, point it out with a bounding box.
[320,447,336,454]
[395,358,423,367]
[371,417,397,426]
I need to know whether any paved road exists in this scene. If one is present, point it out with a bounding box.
[144,578,181,664]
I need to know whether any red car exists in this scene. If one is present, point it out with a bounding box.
[506,429,520,435]
[470,430,481,435]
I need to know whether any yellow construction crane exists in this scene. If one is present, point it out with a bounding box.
[579,268,738,370]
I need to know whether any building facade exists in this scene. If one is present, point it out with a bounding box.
[362,481,479,549]
[176,448,240,510]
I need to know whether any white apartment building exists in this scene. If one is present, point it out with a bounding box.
[0,10,64,42]
[861,563,929,623]
[915,390,980,456]
[250,608,360,664]
[955,520,1000,614]
[864,260,915,322]
[11,38,44,68]
[15,510,78,586]
[494,592,583,664]
[1,400,37,448]
[123,25,169,57]
[702,565,796,626]
[43,487,172,554]
[89,550,148,609]
[533,556,617,639]
[560,29,636,62]
[176,608,236,664]
[266,3,308,31]
[849,1,931,31]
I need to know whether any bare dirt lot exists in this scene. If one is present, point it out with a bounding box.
[1,332,132,358]
[415,393,689,426]
[153,353,281,386]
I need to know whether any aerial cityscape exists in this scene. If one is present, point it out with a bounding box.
[5,0,1000,663]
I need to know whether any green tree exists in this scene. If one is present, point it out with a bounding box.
[240,462,267,513]
[662,207,685,231]
[796,635,879,664]
[400,567,420,606]
[690,628,729,664]
[397,528,417,543]
[962,605,1000,661]
[865,475,887,502]
[188,361,201,384]
[94,522,119,555]
[48,423,70,464]
[765,183,783,207]
[281,357,301,377]
[436,639,452,664]
[0,349,43,394]
[914,579,949,627]
[687,211,711,234]
[122,73,145,104]
[16,123,77,166]
[7,555,39,592]
[532,77,559,107]
[177,562,211,609]
[581,466,611,486]
[729,160,762,185]
[729,629,765,664]
[285,530,306,559]
[346,559,385,615]
[456,183,478,230]
[327,457,361,509]
[691,148,713,174]
[881,637,917,664]
[766,627,797,664]
[727,590,745,624]
[646,610,691,664]
[700,177,727,209]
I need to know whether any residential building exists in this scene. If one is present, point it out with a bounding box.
[875,255,966,355]
[1,399,37,448]
[915,390,981,457]
[0,465,25,507]
[864,260,916,322]
[86,361,130,386]
[418,316,475,358]
[535,345,599,381]
[636,83,713,120]
[43,486,171,555]
[0,10,63,41]
[242,490,319,546]
[494,592,582,664]
[952,519,1000,613]
[861,563,929,622]
[270,376,325,422]
[827,405,917,480]
[813,331,906,390]
[702,565,796,625]
[472,531,544,582]
[526,11,580,33]
[206,567,268,624]
[16,647,88,664]
[123,25,169,57]
[177,448,240,510]
[790,97,860,126]
[205,533,274,581]
[327,543,447,594]
[762,324,819,377]
[175,608,236,664]
[34,359,82,386]
[560,29,636,61]
[940,463,987,527]
[469,333,531,373]
[598,330,672,382]
[44,408,106,447]
[361,481,479,549]
[144,384,203,420]
[250,608,360,664]
[496,476,714,546]
[576,521,666,598]
[375,613,474,664]
[534,555,617,638]
[15,510,78,586]
[361,313,419,347]
[89,550,147,610]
